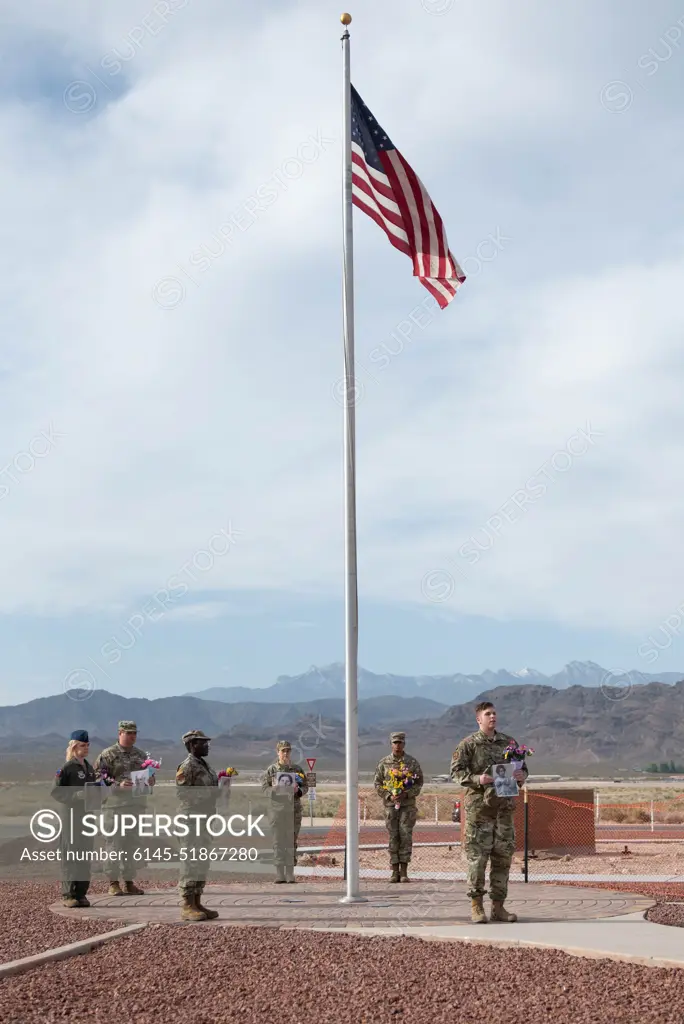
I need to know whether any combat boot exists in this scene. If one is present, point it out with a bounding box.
[180,894,207,922]
[490,900,517,922]
[470,897,487,923]
[62,897,81,909]
[78,897,91,907]
[123,881,144,895]
[195,893,219,920]
[390,865,400,883]
[285,866,296,883]
[108,881,123,896]
[399,863,410,883]
[274,865,286,884]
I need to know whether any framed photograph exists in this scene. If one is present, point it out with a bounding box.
[275,771,297,789]
[491,762,519,798]
[130,768,152,796]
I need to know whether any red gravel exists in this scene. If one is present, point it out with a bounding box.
[2,925,684,1024]
[647,904,684,927]
[549,880,684,901]
[0,877,178,965]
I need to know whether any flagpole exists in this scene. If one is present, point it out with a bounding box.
[339,12,365,905]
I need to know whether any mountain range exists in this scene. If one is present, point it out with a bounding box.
[1,672,683,775]
[0,690,447,743]
[185,661,684,704]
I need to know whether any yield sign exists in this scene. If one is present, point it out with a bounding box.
[306,758,317,771]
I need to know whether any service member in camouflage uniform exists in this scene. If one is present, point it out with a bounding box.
[93,720,154,896]
[450,701,528,923]
[261,740,308,883]
[374,731,424,882]
[175,729,220,922]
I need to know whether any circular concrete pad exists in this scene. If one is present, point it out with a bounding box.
[50,880,653,929]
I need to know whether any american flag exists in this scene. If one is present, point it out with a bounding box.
[351,86,465,309]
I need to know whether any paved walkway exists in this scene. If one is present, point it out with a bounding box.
[48,879,684,967]
[50,880,650,927]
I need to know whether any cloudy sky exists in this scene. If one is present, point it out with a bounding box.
[1,0,683,705]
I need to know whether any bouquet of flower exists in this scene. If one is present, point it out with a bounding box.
[97,769,114,787]
[383,763,420,809]
[293,771,306,794]
[141,757,162,770]
[217,767,238,789]
[502,743,534,762]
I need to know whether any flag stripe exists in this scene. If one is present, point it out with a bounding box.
[401,152,447,281]
[352,148,397,206]
[383,151,422,275]
[352,197,413,259]
[351,178,410,247]
[352,185,410,249]
[352,150,403,222]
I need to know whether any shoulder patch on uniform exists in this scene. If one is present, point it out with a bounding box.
[55,769,62,777]
[176,769,185,783]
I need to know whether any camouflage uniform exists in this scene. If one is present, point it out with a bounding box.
[374,751,424,865]
[175,748,218,902]
[261,744,308,872]
[450,730,528,900]
[93,725,150,883]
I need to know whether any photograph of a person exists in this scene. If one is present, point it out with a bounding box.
[492,763,520,798]
[275,772,296,788]
[130,769,150,795]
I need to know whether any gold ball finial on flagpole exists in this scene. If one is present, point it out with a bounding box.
[341,13,352,25]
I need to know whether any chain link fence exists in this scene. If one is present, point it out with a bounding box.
[298,787,684,885]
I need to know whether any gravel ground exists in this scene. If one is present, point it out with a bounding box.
[2,925,684,1024]
[647,904,684,927]
[0,877,178,964]
[550,880,684,900]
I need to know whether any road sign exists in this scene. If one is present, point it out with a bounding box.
[308,788,316,800]
[306,772,317,787]
[306,758,317,771]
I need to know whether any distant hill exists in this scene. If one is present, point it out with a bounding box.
[410,679,684,766]
[0,690,447,743]
[186,661,684,704]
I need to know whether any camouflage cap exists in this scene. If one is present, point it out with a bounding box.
[390,731,406,743]
[118,721,137,733]
[276,740,291,750]
[182,729,212,744]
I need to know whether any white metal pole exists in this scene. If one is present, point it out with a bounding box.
[339,12,365,905]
